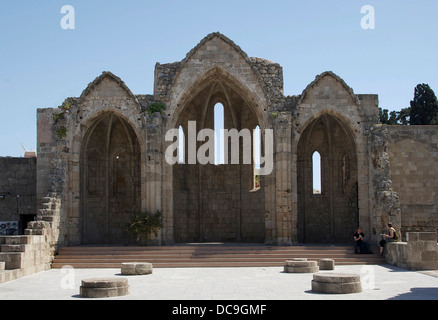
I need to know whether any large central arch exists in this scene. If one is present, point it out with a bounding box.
[172,70,265,243]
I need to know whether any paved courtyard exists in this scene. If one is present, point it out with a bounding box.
[0,264,437,300]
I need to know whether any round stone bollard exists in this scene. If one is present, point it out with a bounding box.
[80,278,130,298]
[319,258,335,270]
[121,262,153,275]
[311,273,362,294]
[284,259,319,273]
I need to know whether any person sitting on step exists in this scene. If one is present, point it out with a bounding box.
[353,227,371,254]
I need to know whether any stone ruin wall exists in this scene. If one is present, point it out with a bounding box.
[0,157,36,234]
[1,32,437,285]
[10,33,431,249]
[387,126,438,237]
[33,34,403,247]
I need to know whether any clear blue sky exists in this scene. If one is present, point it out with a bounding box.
[1,0,437,157]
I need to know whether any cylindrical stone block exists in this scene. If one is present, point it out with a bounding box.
[319,258,335,270]
[80,277,130,298]
[289,258,307,261]
[284,260,319,273]
[285,260,317,267]
[311,273,362,294]
[121,262,153,275]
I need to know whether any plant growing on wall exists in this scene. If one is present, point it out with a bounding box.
[271,112,278,120]
[125,210,163,245]
[53,112,65,124]
[146,103,166,116]
[56,126,67,139]
[60,97,75,111]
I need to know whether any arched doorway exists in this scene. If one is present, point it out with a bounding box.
[80,113,141,245]
[297,114,358,243]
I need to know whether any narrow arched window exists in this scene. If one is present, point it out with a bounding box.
[253,126,261,190]
[214,103,225,165]
[178,125,185,164]
[313,151,322,194]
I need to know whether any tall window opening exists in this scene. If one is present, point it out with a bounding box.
[214,103,225,165]
[178,125,185,164]
[312,151,322,194]
[253,126,261,190]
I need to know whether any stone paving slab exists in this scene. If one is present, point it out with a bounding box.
[0,264,437,300]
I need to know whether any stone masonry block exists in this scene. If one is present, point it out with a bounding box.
[418,233,438,241]
[1,245,30,253]
[311,273,362,294]
[5,236,32,245]
[319,258,335,270]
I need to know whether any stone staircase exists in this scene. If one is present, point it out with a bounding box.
[0,235,51,284]
[51,244,386,269]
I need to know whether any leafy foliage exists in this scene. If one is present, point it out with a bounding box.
[60,97,75,111]
[56,126,67,139]
[146,103,166,116]
[53,112,65,124]
[379,107,410,125]
[410,84,438,125]
[125,210,163,244]
[379,83,437,126]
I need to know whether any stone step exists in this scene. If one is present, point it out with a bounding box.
[52,245,386,269]
[1,244,29,253]
[52,252,382,259]
[57,246,371,254]
[52,260,382,269]
[55,255,382,266]
[1,236,33,245]
[35,216,58,223]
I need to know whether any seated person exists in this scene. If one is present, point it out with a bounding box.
[353,227,371,254]
[379,223,398,256]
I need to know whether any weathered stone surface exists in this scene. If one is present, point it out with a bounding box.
[386,232,438,270]
[28,32,404,249]
[121,262,153,275]
[387,126,438,238]
[285,260,317,267]
[5,33,437,282]
[284,260,319,273]
[311,273,362,294]
[319,259,335,270]
[0,157,36,224]
[80,277,130,298]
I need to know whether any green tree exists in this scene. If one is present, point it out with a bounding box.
[397,107,411,125]
[379,108,401,125]
[379,108,391,124]
[410,84,438,125]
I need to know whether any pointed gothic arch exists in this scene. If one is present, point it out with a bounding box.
[170,67,266,243]
[297,113,358,243]
[80,112,141,245]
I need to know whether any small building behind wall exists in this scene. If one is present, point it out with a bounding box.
[0,157,37,235]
